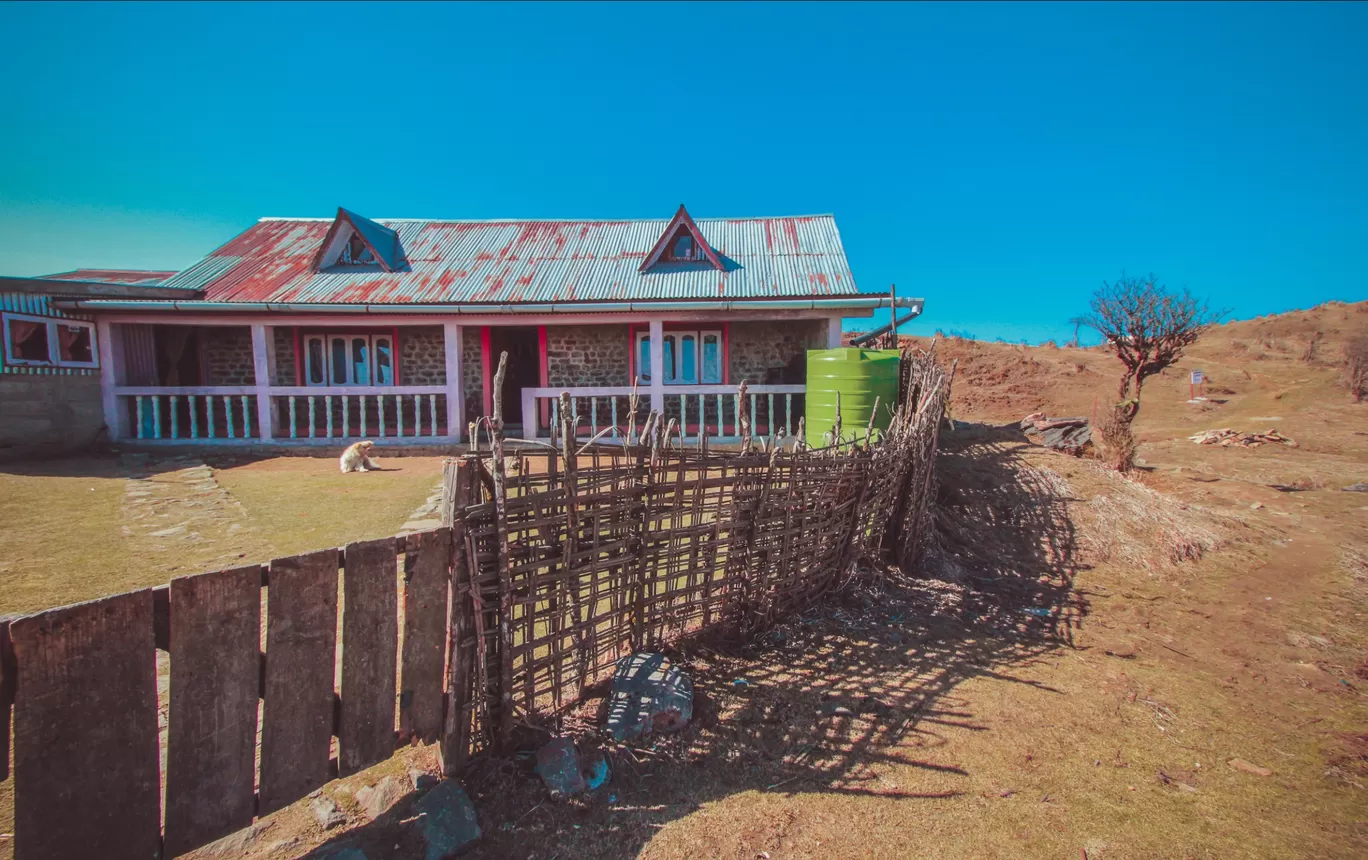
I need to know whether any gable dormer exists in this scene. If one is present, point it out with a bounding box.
[312,207,406,272]
[639,204,725,273]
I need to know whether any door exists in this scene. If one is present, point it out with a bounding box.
[487,326,541,431]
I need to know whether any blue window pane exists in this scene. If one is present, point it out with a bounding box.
[374,338,393,385]
[308,339,326,385]
[702,335,720,383]
[331,339,348,385]
[638,335,650,382]
[680,335,697,383]
[351,337,369,385]
[663,336,676,383]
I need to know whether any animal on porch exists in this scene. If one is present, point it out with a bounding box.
[339,440,380,473]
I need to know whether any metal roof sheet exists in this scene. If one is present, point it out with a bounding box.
[41,269,177,286]
[161,214,859,305]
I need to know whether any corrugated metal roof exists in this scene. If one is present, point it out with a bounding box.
[162,214,859,304]
[41,269,177,286]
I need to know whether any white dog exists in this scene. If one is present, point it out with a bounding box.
[339,440,379,473]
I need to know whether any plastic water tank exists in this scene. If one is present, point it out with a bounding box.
[805,347,900,448]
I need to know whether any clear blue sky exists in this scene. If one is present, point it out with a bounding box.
[1,1,1363,343]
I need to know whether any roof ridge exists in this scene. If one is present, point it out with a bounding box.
[257,214,837,224]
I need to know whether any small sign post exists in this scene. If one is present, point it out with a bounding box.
[1189,369,1205,401]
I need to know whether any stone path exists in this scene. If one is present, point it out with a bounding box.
[397,480,445,535]
[119,453,261,565]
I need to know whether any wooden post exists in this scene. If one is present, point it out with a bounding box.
[487,352,516,749]
[888,284,898,349]
[440,460,478,776]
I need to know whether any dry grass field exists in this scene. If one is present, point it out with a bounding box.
[0,301,1365,859]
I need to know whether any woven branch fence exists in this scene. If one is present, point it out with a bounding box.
[0,348,946,860]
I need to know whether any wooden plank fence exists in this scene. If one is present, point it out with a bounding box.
[0,348,947,859]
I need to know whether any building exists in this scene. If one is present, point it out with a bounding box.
[1,270,180,459]
[36,205,921,448]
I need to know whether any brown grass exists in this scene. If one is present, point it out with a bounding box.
[1078,465,1237,569]
[0,453,444,616]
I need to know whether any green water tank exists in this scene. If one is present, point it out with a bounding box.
[805,348,901,448]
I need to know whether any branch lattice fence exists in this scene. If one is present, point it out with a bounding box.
[0,348,947,860]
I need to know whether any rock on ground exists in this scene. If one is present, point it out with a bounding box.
[311,796,347,829]
[604,652,693,742]
[415,780,481,860]
[535,737,587,798]
[199,818,274,856]
[1229,758,1273,777]
[356,774,409,820]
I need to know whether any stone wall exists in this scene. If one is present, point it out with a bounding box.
[728,319,825,386]
[401,326,446,385]
[546,324,630,388]
[202,326,256,386]
[0,375,106,460]
[462,326,483,424]
[273,327,296,385]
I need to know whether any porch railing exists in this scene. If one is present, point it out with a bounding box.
[271,387,449,441]
[117,387,259,441]
[518,384,805,443]
[115,386,450,442]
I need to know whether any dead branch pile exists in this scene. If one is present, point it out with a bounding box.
[1188,428,1298,449]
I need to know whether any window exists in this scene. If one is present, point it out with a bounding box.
[338,232,376,266]
[304,333,395,386]
[3,313,98,369]
[664,230,705,262]
[634,329,722,385]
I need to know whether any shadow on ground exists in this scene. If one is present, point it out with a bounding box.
[301,423,1089,860]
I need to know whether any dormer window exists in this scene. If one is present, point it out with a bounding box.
[668,233,700,261]
[339,232,376,266]
[639,204,725,273]
[313,208,404,272]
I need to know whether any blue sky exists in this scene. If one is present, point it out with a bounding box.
[0,1,1363,343]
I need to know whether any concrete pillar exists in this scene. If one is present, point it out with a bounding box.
[648,318,665,414]
[827,315,844,349]
[96,319,123,440]
[250,324,273,440]
[443,321,463,442]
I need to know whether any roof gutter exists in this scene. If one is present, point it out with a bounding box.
[52,296,927,315]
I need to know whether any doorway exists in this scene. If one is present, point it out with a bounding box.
[488,326,541,433]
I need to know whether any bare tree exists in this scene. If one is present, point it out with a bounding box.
[1345,331,1368,402]
[1077,273,1227,417]
[1076,274,1226,470]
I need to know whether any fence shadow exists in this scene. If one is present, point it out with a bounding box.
[302,422,1086,860]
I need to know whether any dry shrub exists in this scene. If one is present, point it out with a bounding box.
[1082,469,1232,569]
[1093,408,1136,472]
[1344,331,1368,402]
[1302,330,1323,363]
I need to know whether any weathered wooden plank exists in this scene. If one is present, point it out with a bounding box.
[400,528,451,744]
[11,590,161,860]
[164,565,263,857]
[0,619,16,782]
[259,549,339,814]
[339,536,399,775]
